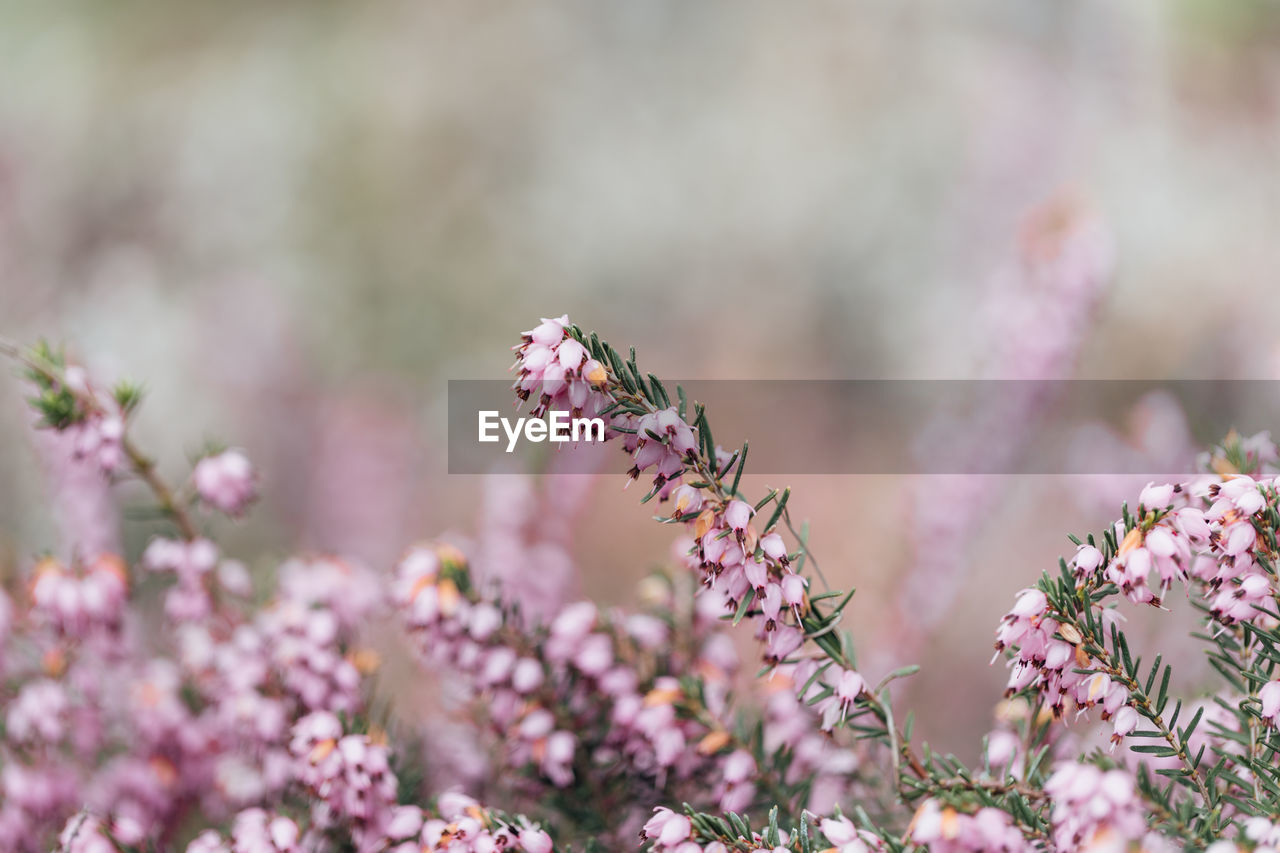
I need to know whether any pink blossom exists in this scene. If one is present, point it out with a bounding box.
[1261,680,1280,723]
[643,808,693,847]
[671,485,703,516]
[194,450,257,516]
[519,827,554,853]
[759,533,788,563]
[1110,705,1139,748]
[1139,481,1176,510]
[723,500,753,532]
[1045,762,1145,849]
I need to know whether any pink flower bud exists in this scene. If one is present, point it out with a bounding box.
[781,573,807,607]
[643,809,692,846]
[671,485,703,516]
[1261,680,1280,722]
[468,604,503,641]
[759,533,787,562]
[835,668,865,703]
[820,816,858,846]
[1011,589,1047,619]
[1224,522,1258,557]
[581,358,608,386]
[557,338,586,370]
[721,750,755,784]
[1073,544,1103,574]
[193,450,257,517]
[986,729,1019,767]
[519,828,554,853]
[519,710,555,740]
[1110,705,1138,748]
[723,500,753,531]
[765,625,804,663]
[1237,488,1267,516]
[1175,507,1211,541]
[525,315,567,348]
[386,806,423,839]
[759,583,782,626]
[512,658,544,694]
[550,602,597,643]
[437,791,479,819]
[573,633,613,676]
[541,361,566,395]
[1139,481,1175,510]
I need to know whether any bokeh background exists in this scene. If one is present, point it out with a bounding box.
[3,0,1280,760]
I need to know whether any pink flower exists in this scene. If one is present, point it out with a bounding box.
[550,602,597,643]
[760,533,788,563]
[1072,544,1103,575]
[541,731,576,786]
[781,573,807,609]
[759,583,783,628]
[1223,521,1258,557]
[513,315,611,419]
[1139,481,1175,510]
[8,680,70,744]
[724,500,754,532]
[519,827,554,853]
[909,800,1030,851]
[1109,705,1138,748]
[556,338,586,370]
[643,808,693,847]
[819,668,866,730]
[764,625,804,664]
[820,815,858,846]
[1261,680,1280,723]
[512,659,545,693]
[525,315,568,348]
[986,729,1019,768]
[573,633,614,676]
[1045,762,1145,849]
[58,815,118,853]
[194,450,257,516]
[671,485,703,516]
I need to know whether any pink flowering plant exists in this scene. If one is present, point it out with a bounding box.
[4,320,1280,852]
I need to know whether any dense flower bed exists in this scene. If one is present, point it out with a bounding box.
[4,321,1280,852]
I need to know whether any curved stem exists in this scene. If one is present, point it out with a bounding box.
[121,435,199,541]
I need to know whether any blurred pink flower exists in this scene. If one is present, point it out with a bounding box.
[193,450,257,516]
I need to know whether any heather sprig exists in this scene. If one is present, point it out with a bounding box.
[2,335,199,541]
[993,435,1280,848]
[512,318,1063,847]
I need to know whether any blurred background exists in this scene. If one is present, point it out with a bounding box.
[3,0,1280,760]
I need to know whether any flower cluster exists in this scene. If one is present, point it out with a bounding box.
[908,800,1032,852]
[57,366,127,475]
[511,318,863,730]
[392,541,824,830]
[11,320,1280,853]
[996,461,1280,761]
[513,315,608,418]
[994,586,1131,729]
[183,794,555,853]
[30,553,128,639]
[1043,762,1154,851]
[193,449,258,516]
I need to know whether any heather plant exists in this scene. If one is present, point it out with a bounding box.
[3,321,1280,853]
